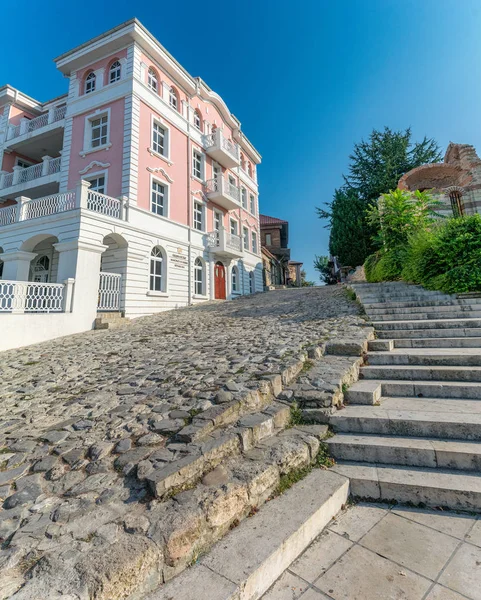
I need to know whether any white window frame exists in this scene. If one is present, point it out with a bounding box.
[193,199,205,231]
[84,170,108,195]
[252,231,258,254]
[150,175,170,218]
[15,157,35,168]
[149,246,166,293]
[193,110,202,131]
[230,218,238,236]
[84,71,96,94]
[241,187,247,209]
[243,226,249,250]
[82,108,111,155]
[231,265,239,293]
[169,87,178,111]
[194,257,206,296]
[148,67,159,93]
[109,60,122,84]
[250,193,256,215]
[192,148,205,181]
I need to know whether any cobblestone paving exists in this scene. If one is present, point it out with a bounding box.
[0,287,367,599]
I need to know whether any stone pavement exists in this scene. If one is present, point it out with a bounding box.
[0,287,371,599]
[262,502,481,600]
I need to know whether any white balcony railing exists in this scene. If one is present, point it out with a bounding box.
[0,180,126,228]
[0,156,61,191]
[203,128,240,168]
[206,227,243,256]
[205,177,240,202]
[98,272,122,311]
[0,280,65,313]
[7,105,67,141]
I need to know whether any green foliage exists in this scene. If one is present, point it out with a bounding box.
[313,255,338,284]
[300,269,315,287]
[318,127,441,267]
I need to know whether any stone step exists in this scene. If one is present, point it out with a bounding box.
[344,381,382,405]
[146,469,349,600]
[374,317,481,331]
[364,298,481,310]
[327,433,481,471]
[368,310,481,322]
[377,327,481,339]
[393,337,481,349]
[331,462,481,511]
[330,403,481,439]
[366,350,481,367]
[361,364,481,382]
[378,380,481,399]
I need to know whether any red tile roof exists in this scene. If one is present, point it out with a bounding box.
[260,214,288,226]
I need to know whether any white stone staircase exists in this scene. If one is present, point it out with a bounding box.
[327,282,481,511]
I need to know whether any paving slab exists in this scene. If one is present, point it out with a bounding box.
[290,529,352,582]
[261,571,308,600]
[425,585,470,600]
[392,507,475,540]
[438,543,481,600]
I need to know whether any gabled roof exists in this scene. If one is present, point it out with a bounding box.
[260,214,288,226]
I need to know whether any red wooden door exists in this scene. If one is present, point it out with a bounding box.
[214,262,226,299]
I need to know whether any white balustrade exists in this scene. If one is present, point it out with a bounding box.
[0,156,61,191]
[203,128,240,165]
[87,190,122,219]
[206,227,243,255]
[98,272,122,311]
[7,105,66,141]
[205,177,240,202]
[0,205,16,226]
[18,162,43,184]
[226,232,242,251]
[0,280,65,313]
[21,191,76,221]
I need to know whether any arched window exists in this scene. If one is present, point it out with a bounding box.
[247,162,253,178]
[194,257,205,295]
[231,266,239,293]
[249,271,255,294]
[193,109,202,131]
[449,190,464,217]
[85,72,96,94]
[148,67,159,93]
[149,246,165,292]
[240,153,246,171]
[31,255,50,283]
[109,60,121,84]
[169,87,178,111]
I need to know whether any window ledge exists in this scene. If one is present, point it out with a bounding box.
[80,143,112,158]
[146,290,169,297]
[193,294,208,299]
[191,176,205,184]
[148,147,173,166]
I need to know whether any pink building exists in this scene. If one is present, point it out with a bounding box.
[0,19,262,350]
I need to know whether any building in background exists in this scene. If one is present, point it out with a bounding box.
[0,18,262,350]
[260,214,302,288]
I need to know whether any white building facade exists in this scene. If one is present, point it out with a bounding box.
[0,19,263,350]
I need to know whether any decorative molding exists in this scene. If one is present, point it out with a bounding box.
[147,147,173,166]
[79,160,111,175]
[147,166,174,183]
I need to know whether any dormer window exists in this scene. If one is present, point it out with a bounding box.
[109,60,121,84]
[85,72,96,94]
[148,67,159,93]
[169,87,178,111]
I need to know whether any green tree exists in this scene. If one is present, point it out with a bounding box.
[300,269,315,287]
[313,255,337,285]
[318,127,442,267]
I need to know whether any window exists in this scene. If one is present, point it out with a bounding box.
[243,226,249,250]
[151,180,167,216]
[193,201,204,231]
[449,190,464,217]
[247,162,253,178]
[250,194,256,215]
[193,150,203,180]
[150,246,165,292]
[85,72,96,94]
[230,219,238,235]
[152,121,166,156]
[265,233,272,246]
[252,231,258,253]
[241,187,247,209]
[15,158,34,169]
[109,60,121,84]
[249,271,255,294]
[148,67,159,93]
[193,110,202,131]
[169,87,178,111]
[232,266,239,292]
[86,175,105,194]
[194,257,205,295]
[240,153,246,171]
[90,114,108,148]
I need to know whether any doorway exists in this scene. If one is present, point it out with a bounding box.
[214,261,226,299]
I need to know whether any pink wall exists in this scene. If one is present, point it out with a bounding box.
[8,106,37,127]
[67,98,125,196]
[77,48,128,95]
[2,151,40,172]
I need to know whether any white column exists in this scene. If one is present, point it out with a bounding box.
[76,179,91,209]
[1,251,37,281]
[94,68,105,90]
[62,278,75,312]
[19,118,30,136]
[47,107,55,124]
[41,155,52,177]
[12,166,23,185]
[209,258,215,300]
[15,196,30,222]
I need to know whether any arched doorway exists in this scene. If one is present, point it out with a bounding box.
[21,235,59,283]
[31,255,50,282]
[214,261,226,299]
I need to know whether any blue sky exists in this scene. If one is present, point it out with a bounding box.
[2,0,481,281]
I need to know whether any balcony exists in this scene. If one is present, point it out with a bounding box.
[0,180,127,228]
[205,177,240,211]
[0,156,61,199]
[5,106,66,160]
[206,227,243,259]
[203,128,240,169]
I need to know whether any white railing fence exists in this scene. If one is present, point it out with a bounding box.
[87,190,122,219]
[18,162,43,184]
[98,272,122,311]
[203,128,240,161]
[226,232,242,252]
[0,205,16,226]
[7,105,67,140]
[21,191,76,221]
[0,281,65,313]
[205,177,240,201]
[0,156,61,190]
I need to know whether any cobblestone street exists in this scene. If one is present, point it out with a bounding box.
[0,287,371,599]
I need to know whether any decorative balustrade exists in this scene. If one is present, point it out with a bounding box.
[225,232,242,252]
[98,272,122,311]
[0,205,16,226]
[21,191,76,221]
[7,105,67,141]
[206,227,243,256]
[0,280,65,313]
[203,128,240,168]
[205,177,240,201]
[0,156,61,190]
[87,190,122,219]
